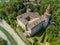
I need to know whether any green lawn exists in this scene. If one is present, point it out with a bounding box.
[0,26,17,45]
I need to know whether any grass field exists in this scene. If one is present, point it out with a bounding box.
[0,26,17,45]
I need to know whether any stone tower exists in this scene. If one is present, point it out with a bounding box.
[44,4,51,17]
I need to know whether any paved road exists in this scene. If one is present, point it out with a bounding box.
[0,20,26,45]
[0,30,11,45]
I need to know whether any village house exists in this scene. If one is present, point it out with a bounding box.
[17,5,51,36]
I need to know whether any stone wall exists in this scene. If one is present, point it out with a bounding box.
[30,17,49,36]
[31,22,43,36]
[42,17,49,28]
[17,19,26,30]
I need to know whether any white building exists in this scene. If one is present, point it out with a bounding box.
[17,5,51,36]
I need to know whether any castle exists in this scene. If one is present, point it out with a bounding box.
[17,5,51,36]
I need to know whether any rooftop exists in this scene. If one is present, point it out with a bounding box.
[17,11,46,29]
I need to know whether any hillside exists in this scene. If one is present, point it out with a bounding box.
[0,0,60,45]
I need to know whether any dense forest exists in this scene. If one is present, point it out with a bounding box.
[0,0,60,45]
